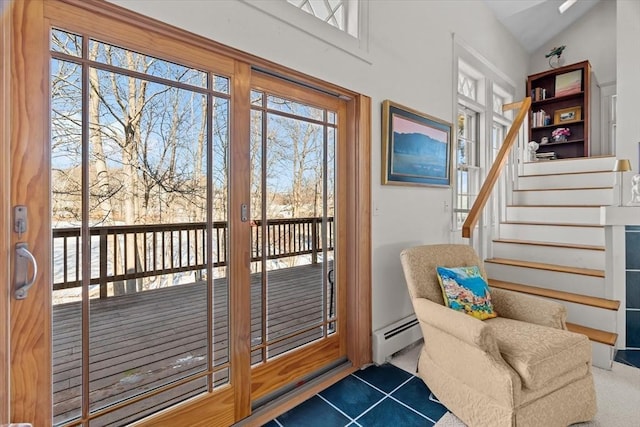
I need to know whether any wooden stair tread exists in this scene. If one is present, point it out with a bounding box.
[488,279,620,310]
[506,204,603,208]
[513,186,613,192]
[485,258,604,278]
[520,169,615,178]
[566,322,618,346]
[492,239,604,251]
[501,221,603,228]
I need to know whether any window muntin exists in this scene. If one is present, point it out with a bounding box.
[458,71,477,101]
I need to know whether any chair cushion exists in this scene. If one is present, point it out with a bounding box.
[436,266,497,320]
[486,317,592,390]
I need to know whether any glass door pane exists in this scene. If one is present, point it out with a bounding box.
[250,87,338,367]
[50,30,230,425]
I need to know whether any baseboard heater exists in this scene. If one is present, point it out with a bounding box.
[372,314,422,365]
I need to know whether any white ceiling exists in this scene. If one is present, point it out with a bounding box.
[483,0,601,53]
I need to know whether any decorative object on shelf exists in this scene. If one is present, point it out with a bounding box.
[545,45,566,68]
[630,174,640,205]
[555,69,582,97]
[528,141,539,162]
[551,127,571,142]
[541,136,549,145]
[381,100,452,187]
[613,159,632,206]
[554,106,582,124]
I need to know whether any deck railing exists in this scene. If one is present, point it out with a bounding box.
[53,217,334,298]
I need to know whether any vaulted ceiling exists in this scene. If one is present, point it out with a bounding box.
[483,0,601,53]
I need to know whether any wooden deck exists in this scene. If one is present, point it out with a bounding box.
[52,262,332,426]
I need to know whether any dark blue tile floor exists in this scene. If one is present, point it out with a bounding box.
[615,349,640,368]
[263,364,448,427]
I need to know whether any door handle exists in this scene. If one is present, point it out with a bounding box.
[14,243,38,300]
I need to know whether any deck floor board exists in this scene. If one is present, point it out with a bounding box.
[52,262,333,426]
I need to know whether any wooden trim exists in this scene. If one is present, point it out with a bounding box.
[526,60,591,81]
[489,279,620,310]
[230,60,252,420]
[492,239,604,251]
[49,0,359,102]
[9,0,52,425]
[250,72,342,110]
[485,258,604,278]
[251,336,342,400]
[237,364,357,426]
[0,2,12,423]
[346,94,372,367]
[462,97,531,238]
[566,322,618,346]
[130,387,235,427]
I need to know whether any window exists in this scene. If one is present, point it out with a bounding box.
[287,0,354,35]
[243,0,370,62]
[455,107,479,229]
[452,50,514,237]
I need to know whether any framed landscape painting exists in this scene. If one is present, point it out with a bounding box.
[554,69,582,97]
[382,100,452,187]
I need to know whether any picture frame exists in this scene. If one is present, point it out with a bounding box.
[554,69,582,97]
[382,100,452,187]
[554,106,582,124]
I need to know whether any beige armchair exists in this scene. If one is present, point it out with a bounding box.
[400,244,596,427]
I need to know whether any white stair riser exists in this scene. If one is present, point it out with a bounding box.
[499,223,604,246]
[505,206,601,224]
[513,188,613,205]
[492,242,604,270]
[523,157,615,175]
[563,300,617,332]
[485,263,605,298]
[591,341,614,370]
[517,172,616,190]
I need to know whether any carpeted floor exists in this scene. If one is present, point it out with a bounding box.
[263,344,640,426]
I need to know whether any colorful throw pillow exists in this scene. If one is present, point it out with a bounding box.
[436,266,497,320]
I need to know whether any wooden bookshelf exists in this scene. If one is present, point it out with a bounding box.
[527,61,591,159]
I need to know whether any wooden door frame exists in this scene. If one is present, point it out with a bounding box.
[5,0,52,425]
[2,0,371,425]
[1,1,12,423]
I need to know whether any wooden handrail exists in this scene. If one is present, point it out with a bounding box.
[462,97,531,238]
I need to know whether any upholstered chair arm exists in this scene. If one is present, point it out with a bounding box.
[413,298,499,354]
[490,287,567,330]
[412,298,522,406]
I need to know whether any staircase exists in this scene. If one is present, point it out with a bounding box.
[484,156,620,369]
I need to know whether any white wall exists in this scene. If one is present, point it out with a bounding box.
[529,0,616,85]
[108,0,528,332]
[616,0,640,182]
[529,0,616,156]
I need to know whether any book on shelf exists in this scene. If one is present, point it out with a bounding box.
[530,87,547,101]
[532,109,551,127]
[536,152,557,161]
